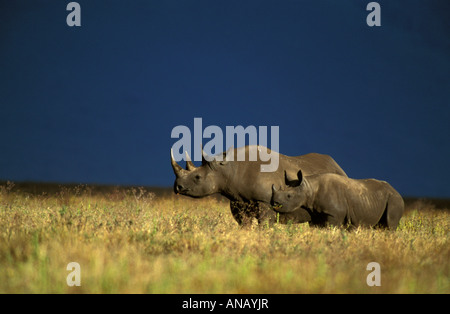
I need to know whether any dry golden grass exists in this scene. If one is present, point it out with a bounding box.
[0,183,448,293]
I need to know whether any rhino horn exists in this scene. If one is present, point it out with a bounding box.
[201,145,209,165]
[272,184,278,192]
[171,149,186,176]
[185,151,196,171]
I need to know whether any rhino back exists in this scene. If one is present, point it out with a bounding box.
[313,174,393,227]
[221,147,347,204]
[288,153,347,177]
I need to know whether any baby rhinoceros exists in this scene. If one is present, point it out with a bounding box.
[271,170,404,229]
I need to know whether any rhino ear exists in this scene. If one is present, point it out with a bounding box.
[296,169,303,184]
[224,146,234,160]
[218,146,234,165]
[285,170,301,187]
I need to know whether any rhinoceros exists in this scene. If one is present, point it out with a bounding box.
[171,145,348,227]
[271,170,404,229]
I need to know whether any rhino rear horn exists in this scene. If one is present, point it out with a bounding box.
[185,151,196,171]
[201,145,209,165]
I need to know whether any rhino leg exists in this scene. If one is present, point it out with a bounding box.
[256,202,277,227]
[278,207,312,225]
[232,202,315,228]
[309,203,346,228]
[371,193,404,230]
[384,193,405,230]
[257,202,313,226]
[230,201,256,228]
[258,203,313,226]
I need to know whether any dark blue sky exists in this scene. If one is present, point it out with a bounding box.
[0,1,449,197]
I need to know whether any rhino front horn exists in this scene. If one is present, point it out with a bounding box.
[171,149,186,176]
[272,184,278,192]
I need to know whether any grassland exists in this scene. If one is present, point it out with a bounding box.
[0,182,448,293]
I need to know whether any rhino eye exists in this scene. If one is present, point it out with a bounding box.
[287,194,291,199]
[195,175,201,181]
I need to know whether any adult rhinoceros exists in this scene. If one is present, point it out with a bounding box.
[271,170,404,229]
[171,145,347,227]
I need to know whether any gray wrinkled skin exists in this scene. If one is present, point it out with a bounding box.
[271,170,404,229]
[171,145,348,227]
